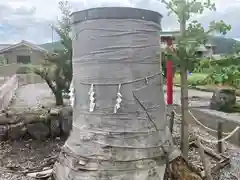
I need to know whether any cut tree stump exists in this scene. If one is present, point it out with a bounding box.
[169,156,203,180]
[210,88,236,112]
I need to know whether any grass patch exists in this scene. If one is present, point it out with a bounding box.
[174,72,240,96]
[174,73,209,86]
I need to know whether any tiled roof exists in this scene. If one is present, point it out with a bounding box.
[0,44,11,50]
[0,40,48,54]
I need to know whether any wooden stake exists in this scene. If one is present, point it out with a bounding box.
[196,138,213,180]
[169,110,174,134]
[217,122,223,153]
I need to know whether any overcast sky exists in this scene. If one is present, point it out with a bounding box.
[0,0,239,44]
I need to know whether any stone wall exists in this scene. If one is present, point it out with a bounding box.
[0,106,72,141]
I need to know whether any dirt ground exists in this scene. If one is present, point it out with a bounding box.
[0,137,66,180]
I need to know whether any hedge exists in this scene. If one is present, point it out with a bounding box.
[210,56,240,67]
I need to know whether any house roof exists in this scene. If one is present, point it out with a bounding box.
[0,44,12,50]
[196,44,208,52]
[0,40,48,54]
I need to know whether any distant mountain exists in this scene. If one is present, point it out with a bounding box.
[40,36,239,54]
[209,36,239,54]
[40,41,65,51]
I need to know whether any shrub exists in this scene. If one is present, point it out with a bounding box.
[210,56,240,67]
[194,59,213,73]
[208,65,240,87]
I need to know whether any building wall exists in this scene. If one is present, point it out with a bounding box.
[0,45,47,77]
[0,64,24,77]
[3,45,46,65]
[205,47,214,57]
[198,47,214,58]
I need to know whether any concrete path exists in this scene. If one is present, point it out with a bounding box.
[165,86,240,108]
[172,86,213,107]
[10,83,55,112]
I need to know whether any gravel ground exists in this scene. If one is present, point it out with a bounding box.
[0,137,65,180]
[172,116,240,180]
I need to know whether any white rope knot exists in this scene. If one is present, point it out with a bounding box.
[145,77,148,84]
[88,84,96,112]
[114,84,122,113]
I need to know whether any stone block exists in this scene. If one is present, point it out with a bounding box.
[60,118,72,136]
[8,122,27,140]
[210,88,236,112]
[50,108,61,116]
[50,119,61,137]
[27,122,50,140]
[0,125,8,141]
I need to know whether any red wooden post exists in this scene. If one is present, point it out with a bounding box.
[166,38,173,105]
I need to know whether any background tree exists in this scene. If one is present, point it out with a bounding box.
[160,0,231,158]
[232,41,240,55]
[32,0,72,105]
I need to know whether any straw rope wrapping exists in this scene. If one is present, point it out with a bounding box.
[54,17,178,180]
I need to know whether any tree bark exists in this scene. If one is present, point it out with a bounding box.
[54,88,64,106]
[42,75,64,106]
[179,5,189,160]
[180,64,189,159]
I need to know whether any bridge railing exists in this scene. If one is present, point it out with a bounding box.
[0,75,19,111]
[17,74,44,86]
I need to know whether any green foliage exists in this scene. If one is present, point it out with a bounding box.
[161,0,231,156]
[193,59,213,73]
[32,0,72,105]
[208,65,240,87]
[232,41,240,54]
[161,0,231,70]
[192,56,240,88]
[210,56,240,67]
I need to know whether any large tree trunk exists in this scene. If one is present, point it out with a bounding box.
[54,88,64,106]
[53,7,180,180]
[43,75,64,106]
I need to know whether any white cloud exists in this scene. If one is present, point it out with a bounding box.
[0,0,239,44]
